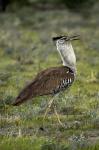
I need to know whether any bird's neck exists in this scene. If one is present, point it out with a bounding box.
[56,41,77,74]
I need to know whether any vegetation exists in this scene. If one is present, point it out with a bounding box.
[0,0,97,13]
[0,3,99,150]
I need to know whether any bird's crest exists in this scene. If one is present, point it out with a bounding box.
[52,35,80,41]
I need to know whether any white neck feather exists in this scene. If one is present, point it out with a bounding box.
[56,41,76,73]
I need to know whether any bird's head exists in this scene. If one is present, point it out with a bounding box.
[52,35,80,51]
[52,35,80,44]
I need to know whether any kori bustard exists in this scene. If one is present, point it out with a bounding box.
[13,35,79,126]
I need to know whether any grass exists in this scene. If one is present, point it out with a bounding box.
[0,5,99,150]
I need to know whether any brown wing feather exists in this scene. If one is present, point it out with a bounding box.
[12,66,74,106]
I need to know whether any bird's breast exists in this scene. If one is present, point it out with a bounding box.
[53,75,74,95]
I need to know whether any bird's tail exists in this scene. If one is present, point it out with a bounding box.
[12,83,34,106]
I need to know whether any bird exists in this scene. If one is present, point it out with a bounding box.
[12,35,79,125]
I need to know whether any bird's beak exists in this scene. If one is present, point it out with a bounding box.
[69,35,80,41]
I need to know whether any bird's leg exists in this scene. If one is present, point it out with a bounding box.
[43,96,55,121]
[54,104,66,128]
[42,94,66,128]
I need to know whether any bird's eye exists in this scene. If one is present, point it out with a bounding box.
[58,39,64,44]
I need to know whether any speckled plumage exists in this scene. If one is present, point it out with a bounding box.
[13,66,74,106]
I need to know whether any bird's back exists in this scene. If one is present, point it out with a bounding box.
[12,66,74,106]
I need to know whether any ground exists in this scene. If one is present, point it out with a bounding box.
[0,6,99,150]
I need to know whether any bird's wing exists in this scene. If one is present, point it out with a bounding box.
[12,66,74,106]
